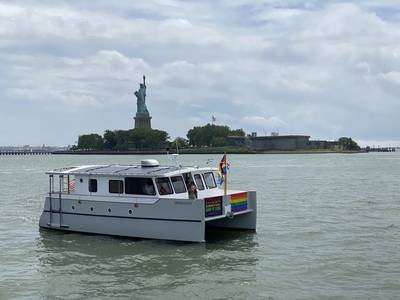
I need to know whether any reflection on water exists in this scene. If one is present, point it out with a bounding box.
[36,228,258,299]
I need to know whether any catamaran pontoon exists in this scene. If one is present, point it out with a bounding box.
[39,159,256,242]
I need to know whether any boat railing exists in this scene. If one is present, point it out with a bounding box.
[47,174,72,228]
[48,174,76,195]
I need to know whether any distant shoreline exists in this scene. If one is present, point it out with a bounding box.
[53,149,367,155]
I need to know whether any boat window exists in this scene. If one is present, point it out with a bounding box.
[155,178,173,195]
[89,179,98,193]
[182,172,195,190]
[125,177,156,196]
[171,176,187,193]
[194,174,205,190]
[109,180,123,194]
[203,172,217,189]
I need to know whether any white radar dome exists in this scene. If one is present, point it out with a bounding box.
[141,159,160,167]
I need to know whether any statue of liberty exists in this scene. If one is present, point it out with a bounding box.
[134,75,149,113]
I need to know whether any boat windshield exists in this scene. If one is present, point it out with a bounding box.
[194,174,205,190]
[203,172,217,188]
[170,176,186,193]
[155,178,173,195]
[182,172,194,189]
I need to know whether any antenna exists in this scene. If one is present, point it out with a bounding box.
[171,154,179,167]
[166,143,180,167]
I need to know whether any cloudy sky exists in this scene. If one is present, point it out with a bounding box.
[1,0,400,147]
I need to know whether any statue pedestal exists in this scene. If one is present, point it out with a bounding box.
[134,112,152,129]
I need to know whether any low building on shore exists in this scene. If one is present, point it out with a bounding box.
[228,133,342,151]
[307,140,342,151]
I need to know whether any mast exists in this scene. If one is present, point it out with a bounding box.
[224,152,227,196]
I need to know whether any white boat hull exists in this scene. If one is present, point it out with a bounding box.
[39,191,256,242]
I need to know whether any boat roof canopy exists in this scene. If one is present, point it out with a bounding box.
[46,164,215,177]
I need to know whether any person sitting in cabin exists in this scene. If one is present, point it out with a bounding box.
[188,180,198,199]
[143,182,155,195]
[159,186,167,195]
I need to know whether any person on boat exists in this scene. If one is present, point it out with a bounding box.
[188,180,198,199]
[143,182,155,195]
[159,185,167,195]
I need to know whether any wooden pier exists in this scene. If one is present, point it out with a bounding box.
[0,150,53,155]
[366,147,396,152]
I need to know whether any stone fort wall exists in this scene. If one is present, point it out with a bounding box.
[228,135,340,151]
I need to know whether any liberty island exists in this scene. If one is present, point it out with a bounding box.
[52,75,371,154]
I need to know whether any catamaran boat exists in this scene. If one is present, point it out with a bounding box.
[39,159,256,242]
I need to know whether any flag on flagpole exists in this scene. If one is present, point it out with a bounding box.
[217,153,229,185]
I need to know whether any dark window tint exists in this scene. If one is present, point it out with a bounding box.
[89,179,97,193]
[125,177,156,195]
[155,178,173,195]
[109,180,123,194]
[194,174,205,190]
[203,172,217,188]
[171,176,186,193]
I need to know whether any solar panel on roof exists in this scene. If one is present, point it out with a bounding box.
[50,164,189,176]
[82,165,110,173]
[91,166,127,174]
[113,166,139,173]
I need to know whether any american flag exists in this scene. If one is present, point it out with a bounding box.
[68,179,76,192]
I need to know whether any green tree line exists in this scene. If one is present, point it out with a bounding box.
[76,128,169,151]
[75,124,245,151]
[186,124,245,147]
[74,126,360,152]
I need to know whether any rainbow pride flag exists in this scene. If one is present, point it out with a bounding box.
[230,192,248,212]
[217,154,229,185]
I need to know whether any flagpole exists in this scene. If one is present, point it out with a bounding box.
[223,152,227,196]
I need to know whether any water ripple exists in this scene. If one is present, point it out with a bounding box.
[0,154,400,299]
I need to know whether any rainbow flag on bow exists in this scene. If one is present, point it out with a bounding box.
[231,192,248,212]
[217,153,229,185]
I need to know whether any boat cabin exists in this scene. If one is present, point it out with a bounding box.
[40,159,256,242]
[47,159,220,200]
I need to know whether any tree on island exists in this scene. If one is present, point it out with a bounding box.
[77,128,169,151]
[187,124,245,147]
[77,133,104,150]
[338,137,361,150]
[75,123,246,151]
[170,137,189,149]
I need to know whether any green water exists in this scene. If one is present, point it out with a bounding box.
[0,153,399,299]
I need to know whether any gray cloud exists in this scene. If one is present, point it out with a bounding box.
[0,0,399,146]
